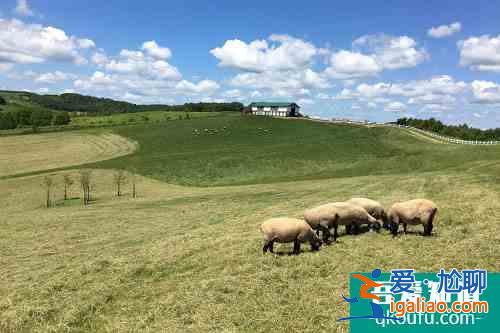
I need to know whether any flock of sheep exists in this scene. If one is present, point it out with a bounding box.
[260,198,438,254]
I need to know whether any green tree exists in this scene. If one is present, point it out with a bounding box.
[14,109,32,126]
[31,109,53,132]
[54,112,71,125]
[0,95,6,105]
[0,112,17,130]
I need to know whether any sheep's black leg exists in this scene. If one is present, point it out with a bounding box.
[263,242,269,254]
[345,224,352,234]
[293,240,301,255]
[269,241,274,253]
[321,226,330,244]
[424,222,433,236]
[383,220,390,230]
[316,229,321,237]
[391,223,399,237]
[403,223,407,234]
[333,225,339,242]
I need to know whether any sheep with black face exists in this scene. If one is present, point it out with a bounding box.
[388,199,438,236]
[260,218,322,255]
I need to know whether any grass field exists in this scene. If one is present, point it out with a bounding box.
[70,111,232,128]
[1,114,500,332]
[0,131,137,178]
[0,90,234,135]
[94,115,500,186]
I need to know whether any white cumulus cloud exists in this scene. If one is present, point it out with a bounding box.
[14,0,34,17]
[428,22,461,38]
[210,34,317,72]
[325,34,428,79]
[175,79,220,94]
[0,19,93,66]
[353,34,429,70]
[78,39,96,49]
[384,101,406,112]
[458,35,500,72]
[33,71,77,84]
[325,50,381,79]
[230,68,330,98]
[104,46,181,80]
[471,80,500,104]
[333,75,468,111]
[141,40,172,60]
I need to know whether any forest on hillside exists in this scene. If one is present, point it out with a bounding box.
[28,92,244,114]
[0,90,244,130]
[396,117,500,141]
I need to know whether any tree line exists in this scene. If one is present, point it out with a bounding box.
[395,117,500,141]
[27,92,244,115]
[43,170,138,208]
[0,108,70,131]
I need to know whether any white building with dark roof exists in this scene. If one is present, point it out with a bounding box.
[247,102,301,117]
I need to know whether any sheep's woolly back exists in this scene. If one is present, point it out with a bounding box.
[261,217,315,242]
[304,202,376,226]
[388,199,437,225]
[346,197,385,219]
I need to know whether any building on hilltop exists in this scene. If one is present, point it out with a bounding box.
[246,102,302,117]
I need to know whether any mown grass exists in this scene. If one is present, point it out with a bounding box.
[1,168,500,332]
[1,115,500,332]
[94,115,500,186]
[0,131,137,177]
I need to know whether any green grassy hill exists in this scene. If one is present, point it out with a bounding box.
[1,114,500,332]
[0,90,242,134]
[93,115,500,186]
[0,90,58,114]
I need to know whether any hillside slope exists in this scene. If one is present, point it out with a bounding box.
[1,115,500,332]
[0,131,137,177]
[93,115,500,186]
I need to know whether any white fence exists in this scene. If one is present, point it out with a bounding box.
[311,117,500,145]
[384,124,500,145]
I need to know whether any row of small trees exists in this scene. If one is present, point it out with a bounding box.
[396,117,500,141]
[43,170,137,208]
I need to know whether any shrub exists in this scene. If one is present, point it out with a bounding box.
[14,109,32,126]
[0,112,17,130]
[53,112,71,125]
[31,109,53,132]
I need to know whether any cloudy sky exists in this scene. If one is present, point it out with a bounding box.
[1,0,500,127]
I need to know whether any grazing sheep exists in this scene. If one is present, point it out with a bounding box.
[346,197,387,231]
[304,202,378,242]
[388,199,438,236]
[260,218,322,254]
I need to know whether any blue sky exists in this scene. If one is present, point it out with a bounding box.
[1,1,500,128]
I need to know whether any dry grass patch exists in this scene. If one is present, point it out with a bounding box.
[0,132,137,178]
[1,169,500,332]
